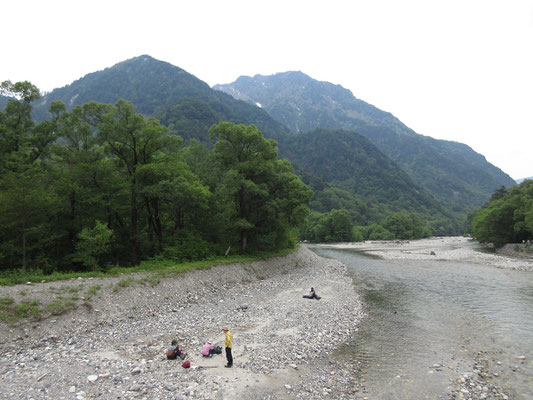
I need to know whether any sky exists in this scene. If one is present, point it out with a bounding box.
[2,0,533,180]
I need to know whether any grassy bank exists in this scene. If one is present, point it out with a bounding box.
[0,247,297,324]
[0,247,296,286]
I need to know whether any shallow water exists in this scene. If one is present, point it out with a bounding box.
[309,245,533,399]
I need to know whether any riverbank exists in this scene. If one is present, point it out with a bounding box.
[316,236,532,399]
[0,246,363,400]
[321,236,533,272]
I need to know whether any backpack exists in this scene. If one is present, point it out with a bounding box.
[212,346,222,354]
[166,348,179,360]
[182,361,191,368]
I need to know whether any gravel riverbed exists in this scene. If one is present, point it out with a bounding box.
[320,237,532,400]
[0,246,363,400]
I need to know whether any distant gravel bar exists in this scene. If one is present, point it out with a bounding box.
[325,236,533,272]
[0,246,363,399]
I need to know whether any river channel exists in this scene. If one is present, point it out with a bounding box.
[308,242,533,399]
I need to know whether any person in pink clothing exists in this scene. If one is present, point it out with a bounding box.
[202,341,215,357]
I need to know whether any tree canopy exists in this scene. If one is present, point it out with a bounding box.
[470,180,533,246]
[0,84,311,273]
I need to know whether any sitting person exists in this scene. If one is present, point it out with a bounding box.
[167,339,184,360]
[201,341,215,357]
[303,287,321,300]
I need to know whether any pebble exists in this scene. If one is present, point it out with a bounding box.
[0,247,363,399]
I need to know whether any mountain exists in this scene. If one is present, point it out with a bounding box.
[516,177,533,184]
[214,72,516,212]
[281,128,454,226]
[17,56,457,232]
[0,95,10,110]
[31,55,291,142]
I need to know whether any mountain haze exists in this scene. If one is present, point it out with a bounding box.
[214,72,516,212]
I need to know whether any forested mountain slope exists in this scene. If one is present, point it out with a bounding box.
[21,56,456,232]
[0,95,9,110]
[214,72,516,212]
[282,129,444,213]
[31,55,291,142]
[281,128,457,232]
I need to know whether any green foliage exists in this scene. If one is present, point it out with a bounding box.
[159,231,222,262]
[361,224,393,240]
[303,209,355,242]
[45,298,76,316]
[15,299,41,318]
[84,284,101,301]
[352,226,364,242]
[0,296,42,322]
[383,212,432,240]
[470,180,533,246]
[0,89,305,275]
[209,122,312,252]
[301,209,430,242]
[31,56,290,142]
[216,71,516,217]
[279,129,464,234]
[75,221,114,270]
[117,278,135,288]
[0,296,15,322]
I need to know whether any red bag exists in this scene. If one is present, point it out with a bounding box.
[182,361,191,368]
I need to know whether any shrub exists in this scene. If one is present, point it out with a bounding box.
[160,231,221,262]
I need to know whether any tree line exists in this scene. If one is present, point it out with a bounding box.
[469,181,533,246]
[0,81,312,273]
[301,209,432,243]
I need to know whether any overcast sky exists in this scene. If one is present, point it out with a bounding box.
[3,0,532,180]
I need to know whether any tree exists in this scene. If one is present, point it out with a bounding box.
[209,122,312,252]
[0,81,60,270]
[384,212,431,240]
[311,209,354,242]
[364,223,394,240]
[75,220,114,270]
[99,99,181,264]
[137,153,211,252]
[470,180,533,246]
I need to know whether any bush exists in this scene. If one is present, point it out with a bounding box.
[363,223,394,240]
[352,226,364,242]
[160,231,222,262]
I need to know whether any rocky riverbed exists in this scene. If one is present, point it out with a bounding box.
[318,237,532,400]
[326,236,533,272]
[0,246,363,400]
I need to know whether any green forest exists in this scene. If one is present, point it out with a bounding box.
[0,81,311,274]
[470,181,533,246]
[4,77,524,279]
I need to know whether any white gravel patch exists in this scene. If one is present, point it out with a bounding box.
[320,236,533,272]
[0,246,363,399]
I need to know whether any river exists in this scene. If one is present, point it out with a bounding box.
[308,242,533,399]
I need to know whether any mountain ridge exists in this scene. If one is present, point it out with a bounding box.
[31,55,291,142]
[5,55,502,233]
[214,71,516,212]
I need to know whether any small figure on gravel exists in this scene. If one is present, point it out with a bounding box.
[202,341,215,357]
[303,287,321,300]
[167,339,185,360]
[222,327,233,367]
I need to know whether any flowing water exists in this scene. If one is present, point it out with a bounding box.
[308,244,533,399]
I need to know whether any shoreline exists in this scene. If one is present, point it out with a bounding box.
[0,246,363,399]
[313,237,531,400]
[318,236,533,272]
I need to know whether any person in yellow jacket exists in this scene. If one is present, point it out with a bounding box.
[222,327,233,367]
